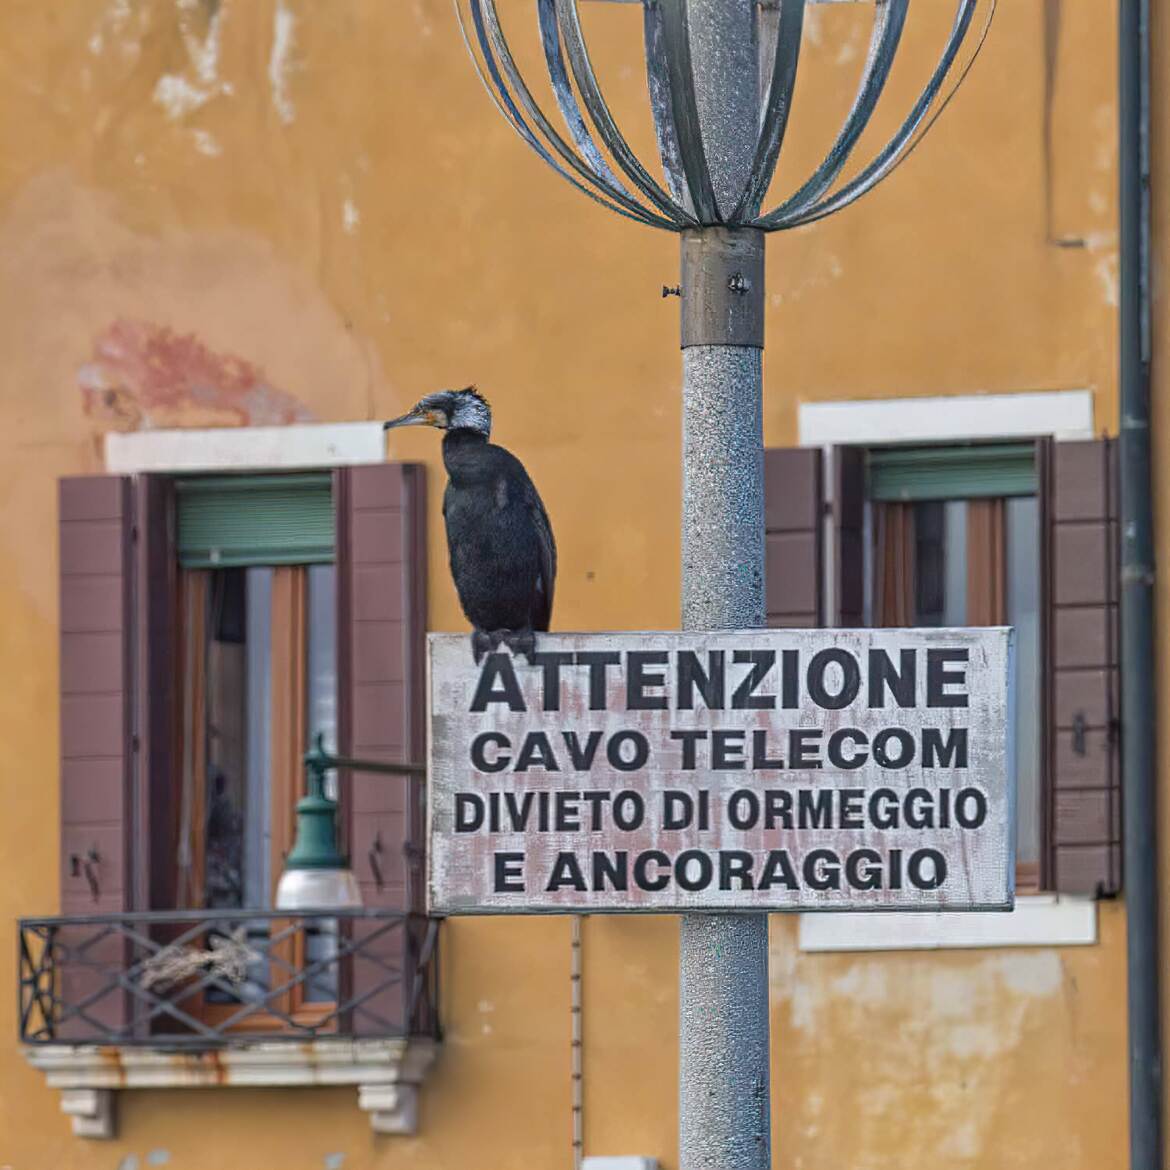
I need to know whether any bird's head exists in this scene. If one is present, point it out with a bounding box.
[383,387,491,438]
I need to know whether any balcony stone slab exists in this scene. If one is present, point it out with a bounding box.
[24,1036,438,1138]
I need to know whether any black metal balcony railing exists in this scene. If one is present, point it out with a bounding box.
[19,909,439,1048]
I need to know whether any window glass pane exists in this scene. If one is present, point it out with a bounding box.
[307,564,338,798]
[202,568,278,912]
[205,569,249,910]
[943,500,967,625]
[912,501,967,626]
[1006,496,1041,866]
[243,567,273,910]
[305,564,340,1002]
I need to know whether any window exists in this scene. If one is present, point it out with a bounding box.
[763,436,1120,900]
[56,462,429,1039]
[864,444,1042,886]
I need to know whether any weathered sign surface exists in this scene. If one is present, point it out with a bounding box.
[427,628,1015,915]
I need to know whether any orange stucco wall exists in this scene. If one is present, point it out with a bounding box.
[0,2,1129,1168]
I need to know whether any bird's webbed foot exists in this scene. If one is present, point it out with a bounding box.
[502,628,537,665]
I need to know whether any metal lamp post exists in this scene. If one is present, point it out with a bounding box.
[454,1,994,1165]
[275,735,425,912]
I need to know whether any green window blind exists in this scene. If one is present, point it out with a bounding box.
[867,443,1036,502]
[176,474,334,568]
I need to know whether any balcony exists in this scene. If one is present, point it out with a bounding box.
[19,908,440,1138]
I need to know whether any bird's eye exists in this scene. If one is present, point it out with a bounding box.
[103,390,116,406]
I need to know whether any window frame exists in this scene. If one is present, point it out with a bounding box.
[864,455,1042,891]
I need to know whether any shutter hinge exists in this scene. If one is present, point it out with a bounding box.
[131,734,141,752]
[131,525,139,543]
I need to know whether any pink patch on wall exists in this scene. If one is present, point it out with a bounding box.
[79,319,315,435]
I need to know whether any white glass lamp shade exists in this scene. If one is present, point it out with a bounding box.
[274,866,362,911]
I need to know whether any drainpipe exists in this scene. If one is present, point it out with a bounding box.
[1119,1,1161,1167]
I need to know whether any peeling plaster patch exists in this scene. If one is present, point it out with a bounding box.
[803,6,823,46]
[771,254,843,306]
[117,1157,140,1170]
[154,74,212,120]
[269,1,298,125]
[772,943,1067,1163]
[1083,231,1120,308]
[89,0,142,63]
[411,0,434,36]
[477,998,495,1035]
[1093,256,1119,307]
[153,0,229,122]
[323,1155,346,1170]
[1088,190,1107,215]
[146,1152,171,1167]
[1092,104,1116,172]
[342,199,361,235]
[834,22,864,66]
[192,129,222,157]
[79,319,315,438]
[177,0,222,87]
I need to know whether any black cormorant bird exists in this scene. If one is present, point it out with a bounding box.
[384,387,555,663]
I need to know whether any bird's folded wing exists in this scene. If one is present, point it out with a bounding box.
[526,479,557,632]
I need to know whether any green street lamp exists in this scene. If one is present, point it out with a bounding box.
[274,734,426,911]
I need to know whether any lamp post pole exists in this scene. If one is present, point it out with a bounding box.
[677,6,771,1166]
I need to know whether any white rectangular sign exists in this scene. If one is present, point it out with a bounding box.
[427,628,1015,915]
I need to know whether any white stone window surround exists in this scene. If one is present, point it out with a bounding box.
[104,420,387,474]
[797,389,1098,953]
[29,424,435,1140]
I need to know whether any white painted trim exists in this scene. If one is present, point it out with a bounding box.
[798,894,1098,952]
[583,1160,660,1170]
[797,389,1095,448]
[105,422,386,474]
[25,1038,437,1139]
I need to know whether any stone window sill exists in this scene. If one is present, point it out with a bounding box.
[797,894,1098,953]
[24,1037,437,1139]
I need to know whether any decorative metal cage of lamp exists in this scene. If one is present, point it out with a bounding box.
[455,0,995,234]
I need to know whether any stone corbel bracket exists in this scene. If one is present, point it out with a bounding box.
[25,1037,438,1139]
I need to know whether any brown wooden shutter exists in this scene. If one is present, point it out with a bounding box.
[1045,438,1121,896]
[133,475,179,911]
[834,446,866,627]
[59,475,134,1036]
[60,476,134,913]
[764,448,823,627]
[336,463,427,1034]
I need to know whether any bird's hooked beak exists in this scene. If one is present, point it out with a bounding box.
[383,404,444,432]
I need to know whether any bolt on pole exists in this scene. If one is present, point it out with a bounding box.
[678,4,770,1168]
